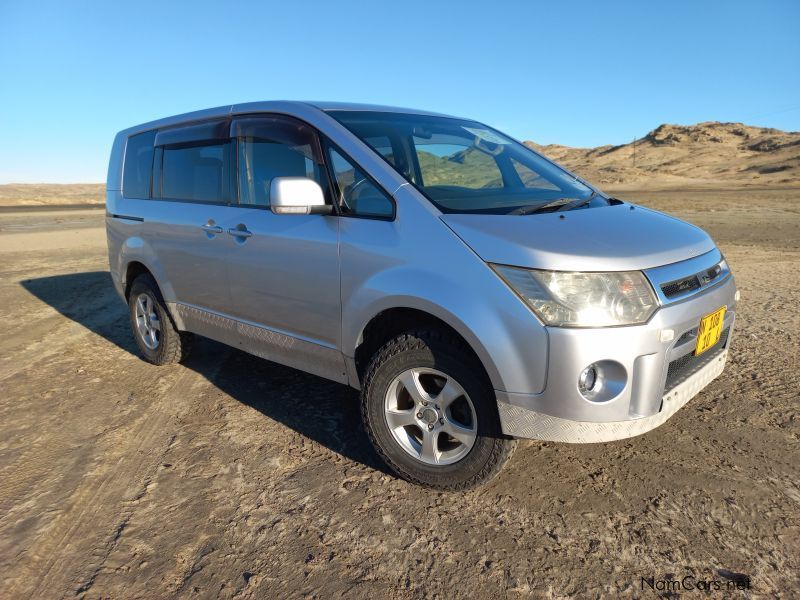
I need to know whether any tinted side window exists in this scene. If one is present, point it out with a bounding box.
[233,117,329,207]
[326,145,394,218]
[122,130,156,199]
[158,142,231,203]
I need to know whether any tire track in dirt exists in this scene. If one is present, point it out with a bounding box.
[0,274,123,384]
[0,253,225,597]
[5,349,222,599]
[0,289,136,519]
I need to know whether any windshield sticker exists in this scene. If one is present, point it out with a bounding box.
[462,127,510,145]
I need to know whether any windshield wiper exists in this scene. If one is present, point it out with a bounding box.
[555,191,598,212]
[508,191,600,216]
[508,198,574,215]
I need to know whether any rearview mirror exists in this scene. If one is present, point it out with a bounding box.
[270,177,332,215]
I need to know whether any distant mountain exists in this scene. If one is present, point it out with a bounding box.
[525,122,800,188]
[416,149,503,188]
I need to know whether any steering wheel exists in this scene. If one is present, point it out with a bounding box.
[342,176,371,211]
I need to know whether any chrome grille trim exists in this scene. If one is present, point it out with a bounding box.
[644,248,731,305]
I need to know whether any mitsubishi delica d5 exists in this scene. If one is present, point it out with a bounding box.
[106,102,737,490]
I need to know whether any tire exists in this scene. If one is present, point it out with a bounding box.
[361,329,516,490]
[128,274,192,365]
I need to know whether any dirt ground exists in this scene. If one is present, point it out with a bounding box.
[0,188,798,598]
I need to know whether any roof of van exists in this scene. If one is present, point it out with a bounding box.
[308,101,457,117]
[118,101,461,136]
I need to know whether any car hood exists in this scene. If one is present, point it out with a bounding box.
[440,204,715,271]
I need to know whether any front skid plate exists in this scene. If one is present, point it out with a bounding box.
[498,350,727,443]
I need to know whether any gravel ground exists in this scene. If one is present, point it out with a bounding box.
[0,188,798,598]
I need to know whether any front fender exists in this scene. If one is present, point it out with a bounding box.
[341,263,549,396]
[338,184,549,396]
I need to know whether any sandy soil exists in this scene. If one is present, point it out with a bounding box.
[0,184,104,207]
[0,188,798,598]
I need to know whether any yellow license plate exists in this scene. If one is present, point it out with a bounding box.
[695,306,726,355]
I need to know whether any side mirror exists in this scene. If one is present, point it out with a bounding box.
[270,177,332,215]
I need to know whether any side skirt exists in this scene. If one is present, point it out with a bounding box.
[170,303,348,384]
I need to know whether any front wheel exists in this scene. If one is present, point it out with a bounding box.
[361,330,516,490]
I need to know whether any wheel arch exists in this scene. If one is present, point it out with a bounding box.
[351,305,500,392]
[122,259,185,330]
[124,260,153,299]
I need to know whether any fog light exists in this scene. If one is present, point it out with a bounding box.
[578,365,599,393]
[578,360,626,403]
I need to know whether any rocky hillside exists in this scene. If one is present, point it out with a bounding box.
[526,122,800,189]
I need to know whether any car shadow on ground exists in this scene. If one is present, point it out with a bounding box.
[21,271,390,475]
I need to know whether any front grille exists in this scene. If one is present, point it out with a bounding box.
[662,274,701,298]
[664,327,730,393]
[660,263,724,299]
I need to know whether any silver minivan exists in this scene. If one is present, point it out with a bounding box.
[106,102,737,489]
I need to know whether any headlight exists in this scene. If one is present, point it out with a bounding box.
[491,264,658,327]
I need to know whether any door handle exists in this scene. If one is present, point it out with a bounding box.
[227,227,253,238]
[201,224,223,234]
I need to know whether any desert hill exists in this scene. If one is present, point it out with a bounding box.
[525,121,800,189]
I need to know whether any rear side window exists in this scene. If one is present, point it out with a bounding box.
[122,130,156,199]
[150,119,233,204]
[159,142,231,203]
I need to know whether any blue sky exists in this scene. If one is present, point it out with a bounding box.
[1,0,798,183]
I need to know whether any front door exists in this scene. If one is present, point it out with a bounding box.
[220,115,345,382]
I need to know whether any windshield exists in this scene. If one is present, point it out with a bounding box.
[328,111,605,215]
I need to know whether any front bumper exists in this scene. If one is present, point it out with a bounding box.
[499,347,728,442]
[496,257,737,442]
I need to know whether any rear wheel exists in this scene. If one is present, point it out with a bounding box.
[128,274,192,365]
[361,330,516,490]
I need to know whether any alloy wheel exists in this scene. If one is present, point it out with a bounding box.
[134,292,161,350]
[383,367,477,465]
